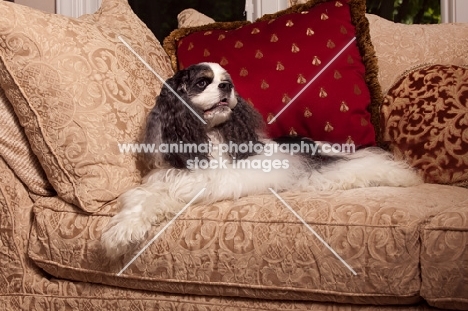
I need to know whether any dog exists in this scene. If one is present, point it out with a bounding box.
[101,62,422,258]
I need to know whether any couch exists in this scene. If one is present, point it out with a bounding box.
[0,0,467,310]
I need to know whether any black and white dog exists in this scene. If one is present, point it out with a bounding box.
[101,62,422,257]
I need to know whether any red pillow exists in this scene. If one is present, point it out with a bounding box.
[165,0,381,147]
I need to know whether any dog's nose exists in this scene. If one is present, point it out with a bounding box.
[218,82,232,91]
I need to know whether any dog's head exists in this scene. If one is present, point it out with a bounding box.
[143,63,265,169]
[176,62,238,128]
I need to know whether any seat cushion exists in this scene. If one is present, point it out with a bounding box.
[28,184,468,305]
[0,157,441,311]
[420,200,468,310]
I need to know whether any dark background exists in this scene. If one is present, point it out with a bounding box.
[128,0,441,42]
[128,0,246,42]
[366,0,440,24]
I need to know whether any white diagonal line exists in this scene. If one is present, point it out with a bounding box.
[118,36,207,125]
[268,36,357,124]
[118,188,206,276]
[268,188,357,276]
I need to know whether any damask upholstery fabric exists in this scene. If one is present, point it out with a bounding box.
[0,156,36,297]
[420,202,468,310]
[177,8,216,29]
[1,1,468,310]
[1,156,442,310]
[0,88,54,196]
[28,184,468,305]
[366,14,468,95]
[178,8,215,28]
[0,0,174,212]
[165,0,382,147]
[382,64,468,186]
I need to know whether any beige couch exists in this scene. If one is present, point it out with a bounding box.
[1,0,468,310]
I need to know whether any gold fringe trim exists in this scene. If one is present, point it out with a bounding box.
[452,179,468,189]
[346,0,384,148]
[163,0,383,146]
[255,0,331,21]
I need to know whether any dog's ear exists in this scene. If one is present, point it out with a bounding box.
[143,71,210,169]
[217,95,266,160]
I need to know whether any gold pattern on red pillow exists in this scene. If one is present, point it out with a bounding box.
[382,64,468,186]
[164,0,382,147]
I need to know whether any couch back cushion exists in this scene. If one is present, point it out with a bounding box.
[0,0,174,212]
[366,14,468,94]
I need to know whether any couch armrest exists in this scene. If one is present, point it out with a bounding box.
[420,202,468,310]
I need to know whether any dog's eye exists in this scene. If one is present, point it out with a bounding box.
[196,80,208,89]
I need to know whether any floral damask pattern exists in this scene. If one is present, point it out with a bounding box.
[177,8,216,28]
[0,0,174,212]
[1,1,468,310]
[366,14,468,95]
[1,155,453,310]
[0,88,54,196]
[382,64,468,185]
[28,184,468,306]
[420,201,468,310]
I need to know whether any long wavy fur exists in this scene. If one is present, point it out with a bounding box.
[143,67,265,168]
[143,69,209,169]
[216,96,265,160]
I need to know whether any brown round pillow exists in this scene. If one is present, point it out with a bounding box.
[382,64,468,186]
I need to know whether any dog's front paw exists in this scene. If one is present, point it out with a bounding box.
[101,211,151,258]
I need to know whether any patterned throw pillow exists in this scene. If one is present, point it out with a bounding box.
[382,64,468,186]
[164,0,382,147]
[0,0,174,212]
